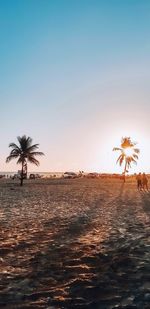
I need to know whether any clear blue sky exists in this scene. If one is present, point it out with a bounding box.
[0,0,150,173]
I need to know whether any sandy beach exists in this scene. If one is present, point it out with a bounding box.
[0,178,150,308]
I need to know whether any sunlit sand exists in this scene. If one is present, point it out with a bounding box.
[0,177,150,308]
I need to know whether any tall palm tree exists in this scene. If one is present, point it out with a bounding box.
[113,137,140,182]
[6,135,44,186]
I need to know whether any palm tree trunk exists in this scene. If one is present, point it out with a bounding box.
[20,161,24,186]
[25,161,27,179]
[26,163,27,180]
[124,160,127,182]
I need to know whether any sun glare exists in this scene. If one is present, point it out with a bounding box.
[124,147,134,157]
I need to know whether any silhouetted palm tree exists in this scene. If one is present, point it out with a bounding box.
[113,137,140,182]
[6,135,44,186]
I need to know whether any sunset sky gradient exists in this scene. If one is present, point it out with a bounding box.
[0,0,150,173]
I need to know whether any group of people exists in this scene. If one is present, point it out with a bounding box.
[136,173,148,191]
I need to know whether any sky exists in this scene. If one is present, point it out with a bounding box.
[0,0,150,173]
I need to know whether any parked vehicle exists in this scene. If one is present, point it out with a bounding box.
[0,175,5,179]
[12,174,20,180]
[29,174,41,179]
[86,172,99,178]
[63,172,78,179]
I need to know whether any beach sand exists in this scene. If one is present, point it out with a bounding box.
[0,178,150,308]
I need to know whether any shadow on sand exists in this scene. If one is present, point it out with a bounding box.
[141,191,150,217]
[1,183,150,308]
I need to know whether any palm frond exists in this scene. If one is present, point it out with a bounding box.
[132,157,137,164]
[27,151,44,157]
[17,135,33,151]
[119,155,125,166]
[26,144,40,152]
[6,154,19,163]
[9,143,20,151]
[27,156,40,166]
[134,148,140,154]
[10,148,21,156]
[26,136,33,146]
[116,154,123,164]
[17,157,26,164]
[131,161,137,166]
[113,147,122,151]
[132,154,138,160]
[126,161,130,169]
[127,157,137,165]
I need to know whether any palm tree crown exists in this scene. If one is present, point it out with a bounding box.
[113,137,140,177]
[6,135,44,185]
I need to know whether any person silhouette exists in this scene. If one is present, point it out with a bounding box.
[136,173,142,191]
